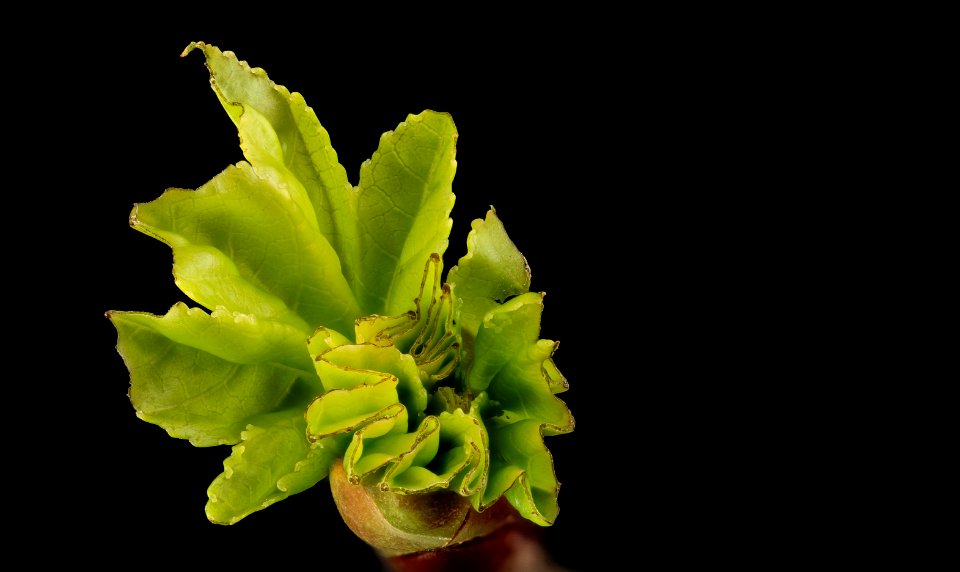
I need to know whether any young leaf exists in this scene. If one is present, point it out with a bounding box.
[447,209,531,336]
[345,416,442,487]
[184,43,361,291]
[437,406,489,499]
[356,111,457,315]
[474,293,573,431]
[110,304,316,446]
[485,420,561,526]
[132,162,360,335]
[314,344,427,418]
[206,410,349,524]
[110,43,574,537]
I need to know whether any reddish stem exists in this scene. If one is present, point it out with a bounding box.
[382,519,567,572]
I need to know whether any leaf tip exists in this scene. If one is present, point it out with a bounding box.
[128,203,141,228]
[181,41,204,58]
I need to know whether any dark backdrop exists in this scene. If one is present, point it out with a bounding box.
[18,11,835,570]
[50,20,674,570]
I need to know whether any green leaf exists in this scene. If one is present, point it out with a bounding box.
[447,208,531,346]
[110,304,314,446]
[345,416,442,489]
[306,326,351,359]
[206,409,349,524]
[485,420,560,526]
[304,377,403,440]
[437,405,489,500]
[185,43,362,292]
[356,111,457,315]
[275,434,351,495]
[490,346,574,435]
[316,344,427,419]
[355,254,459,386]
[344,398,490,500]
[540,345,570,395]
[465,292,542,393]
[382,416,444,493]
[132,162,360,335]
[471,293,574,432]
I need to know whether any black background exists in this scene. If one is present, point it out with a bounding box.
[21,13,855,570]
[51,21,662,570]
[22,11,752,571]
